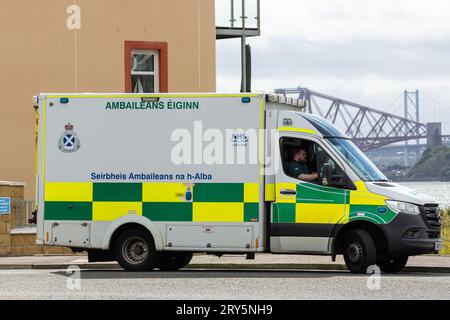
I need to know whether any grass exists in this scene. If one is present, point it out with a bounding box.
[441,209,450,256]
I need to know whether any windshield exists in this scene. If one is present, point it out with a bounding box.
[327,138,388,182]
[301,113,348,138]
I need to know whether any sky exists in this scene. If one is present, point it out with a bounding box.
[216,0,450,133]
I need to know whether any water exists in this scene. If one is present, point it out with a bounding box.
[398,181,450,209]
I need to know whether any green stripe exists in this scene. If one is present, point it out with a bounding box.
[143,202,192,221]
[296,183,346,204]
[299,181,347,194]
[272,203,296,223]
[44,202,92,220]
[244,203,259,222]
[93,183,142,202]
[349,205,396,224]
[193,183,244,202]
[349,215,385,224]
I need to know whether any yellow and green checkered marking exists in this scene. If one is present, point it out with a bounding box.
[44,182,260,223]
[272,181,396,225]
[273,183,349,224]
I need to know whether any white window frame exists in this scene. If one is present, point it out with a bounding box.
[130,49,160,93]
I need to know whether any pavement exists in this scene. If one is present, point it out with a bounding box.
[0,253,450,273]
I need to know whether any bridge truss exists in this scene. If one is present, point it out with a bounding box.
[274,87,427,151]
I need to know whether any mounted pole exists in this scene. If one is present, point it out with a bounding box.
[217,0,259,92]
[240,0,247,92]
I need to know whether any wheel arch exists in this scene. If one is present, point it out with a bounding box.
[332,220,389,259]
[101,215,164,251]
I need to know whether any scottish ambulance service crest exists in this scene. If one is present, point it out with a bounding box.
[58,123,81,153]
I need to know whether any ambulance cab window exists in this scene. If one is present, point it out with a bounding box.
[315,145,354,189]
[280,137,354,189]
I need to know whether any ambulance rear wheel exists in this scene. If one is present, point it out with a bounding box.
[158,252,193,271]
[115,227,157,272]
[343,229,377,274]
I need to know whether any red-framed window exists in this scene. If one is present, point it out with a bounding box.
[124,41,168,93]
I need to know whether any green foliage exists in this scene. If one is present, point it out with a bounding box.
[441,210,450,255]
[407,145,450,179]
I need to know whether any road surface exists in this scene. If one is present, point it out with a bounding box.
[0,268,448,300]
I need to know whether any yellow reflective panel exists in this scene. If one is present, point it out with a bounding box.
[296,203,346,224]
[45,182,93,202]
[92,202,142,221]
[142,183,190,202]
[193,202,244,222]
[244,183,259,203]
[278,127,316,135]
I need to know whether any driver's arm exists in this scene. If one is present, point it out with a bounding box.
[299,172,318,181]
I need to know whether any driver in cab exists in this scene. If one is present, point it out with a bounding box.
[287,147,319,182]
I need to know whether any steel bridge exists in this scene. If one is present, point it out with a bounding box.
[274,87,428,151]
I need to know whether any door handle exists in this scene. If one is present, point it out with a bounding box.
[280,189,296,195]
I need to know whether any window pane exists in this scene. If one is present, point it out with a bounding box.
[280,137,317,181]
[280,137,351,189]
[328,138,388,182]
[316,145,348,189]
[244,0,258,28]
[131,53,154,72]
[216,0,259,29]
[132,75,155,93]
[215,0,231,28]
[302,113,347,138]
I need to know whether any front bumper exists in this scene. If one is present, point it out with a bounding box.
[380,205,442,256]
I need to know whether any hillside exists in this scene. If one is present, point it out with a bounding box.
[407,145,450,180]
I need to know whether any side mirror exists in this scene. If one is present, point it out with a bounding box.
[322,163,333,186]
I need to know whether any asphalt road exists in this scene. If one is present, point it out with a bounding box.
[0,269,448,300]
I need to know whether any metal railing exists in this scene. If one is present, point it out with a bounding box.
[216,0,259,29]
[216,0,260,39]
[11,200,36,228]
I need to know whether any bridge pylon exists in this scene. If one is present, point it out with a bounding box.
[403,90,420,167]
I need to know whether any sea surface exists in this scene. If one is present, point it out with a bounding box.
[398,181,450,209]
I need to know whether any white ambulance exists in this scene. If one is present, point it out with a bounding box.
[34,93,443,273]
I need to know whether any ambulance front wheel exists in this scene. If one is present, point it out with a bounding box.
[158,252,193,271]
[343,229,377,274]
[114,227,158,272]
[378,255,408,273]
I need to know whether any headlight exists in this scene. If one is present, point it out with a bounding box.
[385,200,420,215]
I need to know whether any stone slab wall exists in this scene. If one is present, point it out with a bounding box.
[0,181,71,256]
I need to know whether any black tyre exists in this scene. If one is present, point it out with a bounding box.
[343,229,377,274]
[158,252,193,271]
[379,255,408,273]
[114,227,158,272]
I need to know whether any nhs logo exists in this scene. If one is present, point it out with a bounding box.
[231,132,249,146]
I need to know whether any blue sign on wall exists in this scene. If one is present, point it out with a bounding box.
[0,197,11,214]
